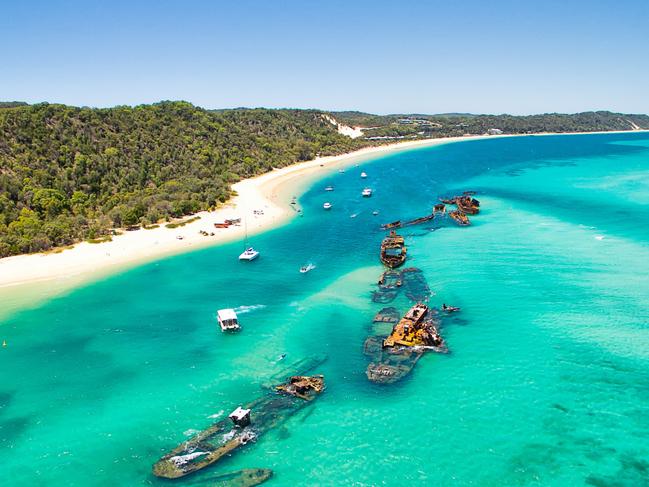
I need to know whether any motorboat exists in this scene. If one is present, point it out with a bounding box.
[324,185,334,192]
[323,202,332,210]
[299,263,316,274]
[362,188,372,197]
[217,308,241,332]
[360,172,367,178]
[239,247,260,261]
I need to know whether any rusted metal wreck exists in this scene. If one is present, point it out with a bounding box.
[365,303,446,384]
[153,363,325,479]
[380,230,407,268]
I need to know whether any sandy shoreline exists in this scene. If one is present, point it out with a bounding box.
[0,135,473,292]
[0,129,646,316]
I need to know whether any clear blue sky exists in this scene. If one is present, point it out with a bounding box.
[2,0,647,114]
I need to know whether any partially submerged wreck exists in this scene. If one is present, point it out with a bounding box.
[365,303,446,384]
[380,212,435,230]
[382,303,443,348]
[401,267,432,302]
[372,267,431,304]
[364,337,424,384]
[455,194,480,215]
[449,210,470,226]
[380,230,407,268]
[184,468,273,487]
[153,364,325,479]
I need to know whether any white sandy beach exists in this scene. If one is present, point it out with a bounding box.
[0,129,645,305]
[0,136,478,292]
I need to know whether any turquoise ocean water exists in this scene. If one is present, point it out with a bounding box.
[1,133,648,486]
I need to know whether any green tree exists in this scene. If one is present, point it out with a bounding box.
[32,188,69,217]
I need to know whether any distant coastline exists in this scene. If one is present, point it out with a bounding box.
[0,129,647,318]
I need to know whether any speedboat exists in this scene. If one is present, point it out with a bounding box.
[362,188,372,197]
[217,308,241,332]
[300,263,316,274]
[361,172,367,178]
[338,168,345,173]
[239,247,260,261]
[324,185,334,192]
[323,202,332,210]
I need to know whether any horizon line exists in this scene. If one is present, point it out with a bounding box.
[2,100,648,117]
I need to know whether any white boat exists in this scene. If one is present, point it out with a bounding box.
[372,210,379,216]
[362,188,372,197]
[360,172,367,178]
[239,247,259,261]
[299,263,316,274]
[338,168,345,173]
[238,217,259,261]
[324,185,334,192]
[217,308,241,332]
[323,202,332,210]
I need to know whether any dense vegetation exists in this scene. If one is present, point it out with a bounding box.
[333,111,649,139]
[1,102,647,257]
[0,102,366,256]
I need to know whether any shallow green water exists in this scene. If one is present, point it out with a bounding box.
[1,133,648,486]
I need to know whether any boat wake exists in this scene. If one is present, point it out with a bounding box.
[208,410,224,419]
[234,304,267,314]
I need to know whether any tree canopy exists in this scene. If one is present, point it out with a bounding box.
[1,102,647,257]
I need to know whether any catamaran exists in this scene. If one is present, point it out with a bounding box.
[239,247,259,261]
[238,217,259,260]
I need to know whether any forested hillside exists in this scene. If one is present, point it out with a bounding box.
[1,102,647,257]
[332,110,649,139]
[0,102,366,256]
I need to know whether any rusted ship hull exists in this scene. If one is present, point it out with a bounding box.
[380,231,407,269]
[449,210,470,226]
[379,252,407,269]
[365,303,446,384]
[153,360,325,479]
[381,220,402,230]
[456,200,479,215]
[364,336,423,384]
